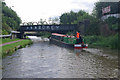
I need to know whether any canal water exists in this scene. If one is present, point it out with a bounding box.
[2,37,118,78]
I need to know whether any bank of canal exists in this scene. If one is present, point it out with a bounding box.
[2,37,118,78]
[1,38,33,58]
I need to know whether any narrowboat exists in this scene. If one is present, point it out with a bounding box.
[50,33,88,49]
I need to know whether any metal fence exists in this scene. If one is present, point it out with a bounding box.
[0,34,11,38]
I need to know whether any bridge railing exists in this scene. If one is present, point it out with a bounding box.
[19,24,77,32]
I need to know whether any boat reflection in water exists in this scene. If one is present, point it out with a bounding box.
[74,48,83,57]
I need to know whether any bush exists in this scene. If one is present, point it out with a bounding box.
[108,33,119,49]
[105,16,119,30]
[111,23,118,30]
[84,34,119,49]
[37,31,51,38]
[2,29,8,35]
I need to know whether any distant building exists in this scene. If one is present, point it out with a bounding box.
[101,2,120,21]
[101,13,120,21]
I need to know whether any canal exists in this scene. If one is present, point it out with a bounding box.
[2,37,118,78]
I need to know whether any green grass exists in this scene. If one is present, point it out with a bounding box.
[0,38,1,45]
[0,39,33,58]
[0,38,20,44]
[84,33,119,49]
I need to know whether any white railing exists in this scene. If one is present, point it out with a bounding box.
[0,34,11,38]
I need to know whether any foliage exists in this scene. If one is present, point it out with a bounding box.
[60,10,101,35]
[111,23,119,30]
[105,16,120,30]
[60,11,78,24]
[60,10,86,24]
[66,32,74,35]
[63,37,76,44]
[2,2,21,34]
[49,17,60,24]
[1,29,8,35]
[59,1,119,49]
[38,19,48,25]
[84,33,119,49]
[37,31,51,38]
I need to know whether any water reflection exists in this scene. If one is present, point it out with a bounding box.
[74,49,82,57]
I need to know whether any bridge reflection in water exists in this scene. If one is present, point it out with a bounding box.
[2,37,118,78]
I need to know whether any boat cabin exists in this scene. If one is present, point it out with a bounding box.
[51,33,66,41]
[51,33,76,44]
[50,33,88,48]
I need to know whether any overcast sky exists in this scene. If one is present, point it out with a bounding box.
[5,0,98,22]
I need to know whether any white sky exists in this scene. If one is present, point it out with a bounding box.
[5,0,98,23]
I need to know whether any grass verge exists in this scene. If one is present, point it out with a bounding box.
[0,38,20,44]
[84,33,119,49]
[1,39,33,58]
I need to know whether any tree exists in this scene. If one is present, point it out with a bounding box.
[105,16,120,30]
[59,10,101,35]
[39,19,48,25]
[60,11,78,24]
[2,2,21,34]
[49,17,60,25]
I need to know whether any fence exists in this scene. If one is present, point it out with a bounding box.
[0,35,11,38]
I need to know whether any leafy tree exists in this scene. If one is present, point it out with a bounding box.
[49,17,60,25]
[60,10,101,35]
[38,19,48,25]
[105,16,120,30]
[60,11,78,24]
[2,2,21,34]
[2,29,8,35]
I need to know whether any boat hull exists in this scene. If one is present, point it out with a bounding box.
[50,38,74,48]
[50,38,88,49]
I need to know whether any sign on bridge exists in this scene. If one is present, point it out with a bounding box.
[20,24,77,32]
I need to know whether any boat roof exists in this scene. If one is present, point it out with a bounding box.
[52,33,66,37]
[52,33,75,38]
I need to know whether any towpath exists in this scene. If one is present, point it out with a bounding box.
[0,40,23,47]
